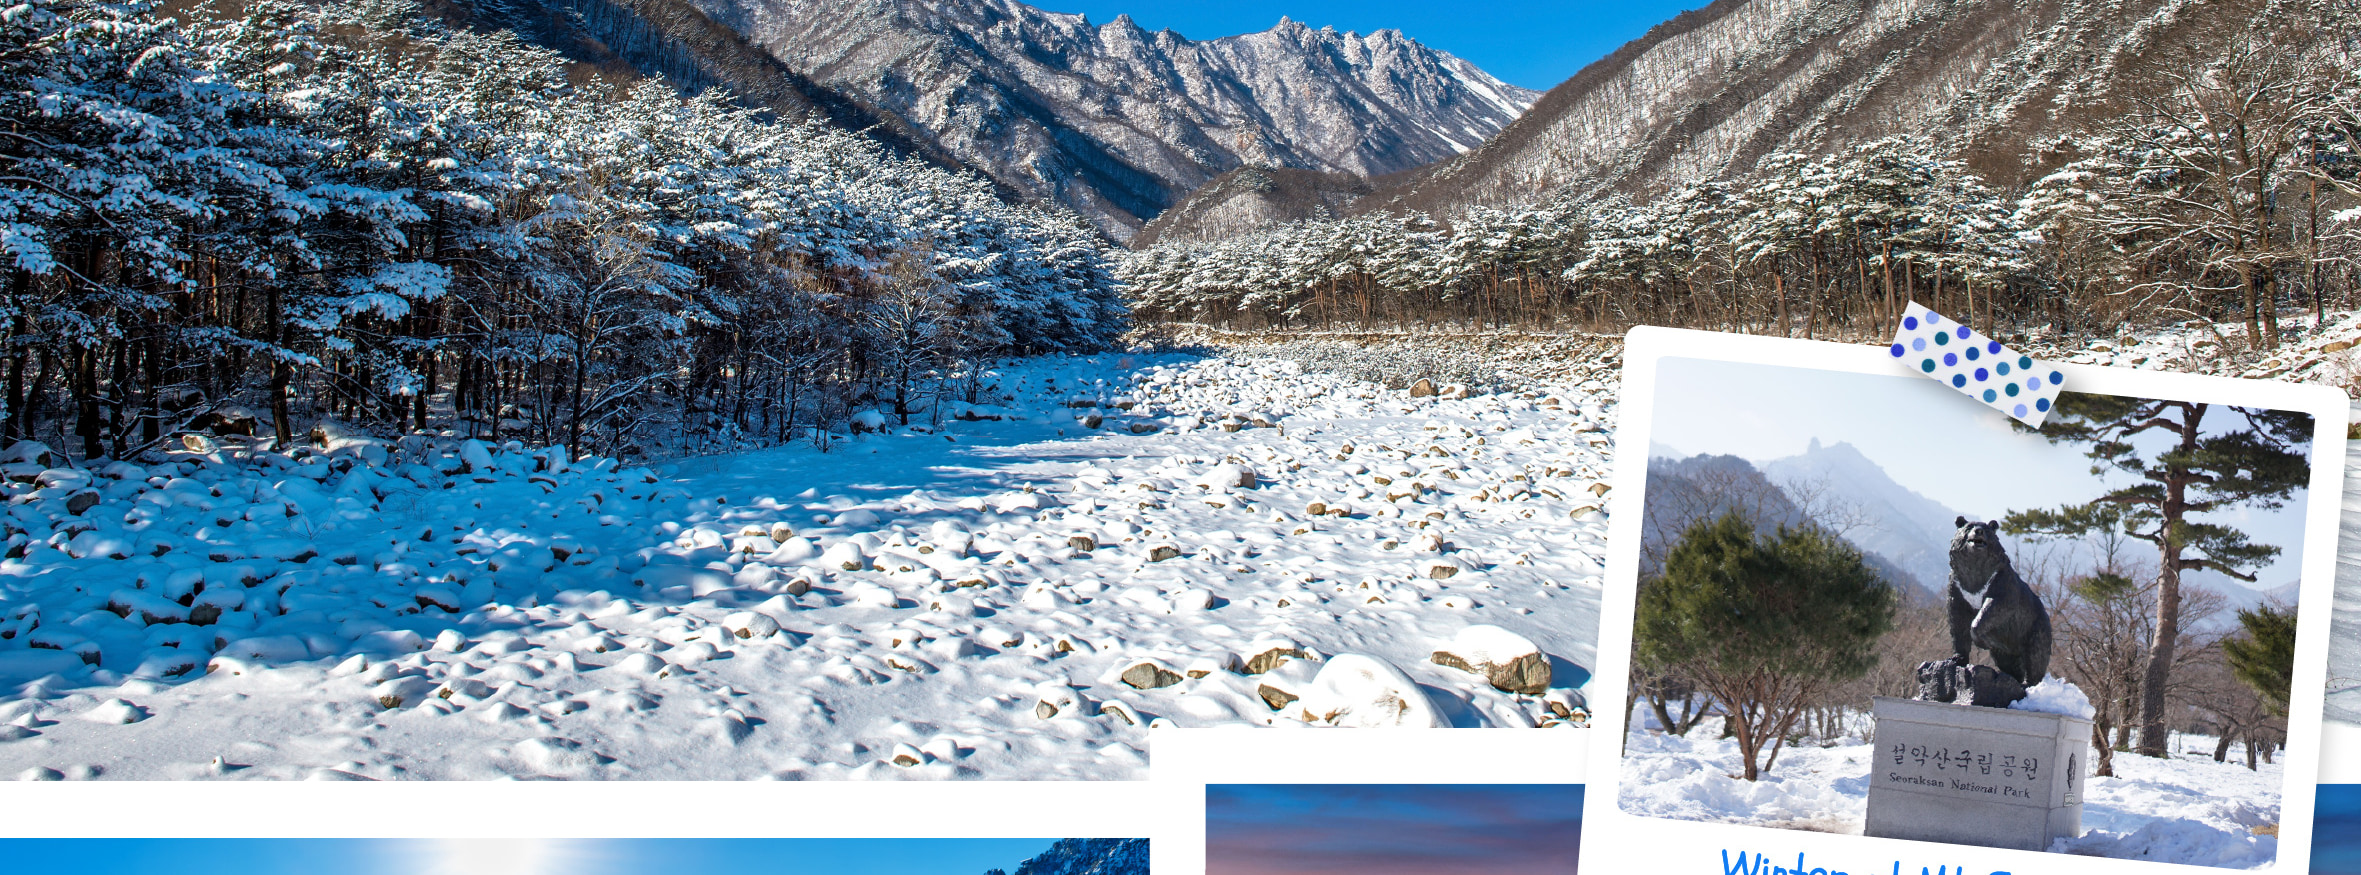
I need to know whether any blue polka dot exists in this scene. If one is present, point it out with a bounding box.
[1935,331,1950,346]
[2026,377,2040,392]
[1965,347,1980,361]
[2005,383,2020,397]
[1957,326,1971,339]
[2049,370,2063,384]
[1974,367,1989,382]
[1997,362,2012,376]
[2013,404,2028,417]
[1913,338,1927,351]
[1982,389,1997,402]
[1943,353,1958,367]
[1904,316,1919,330]
[1890,343,1905,357]
[1928,312,1943,325]
[2036,397,2051,412]
[1952,375,1967,388]
[1987,341,2002,354]
[2018,355,2033,369]
[1921,359,1936,373]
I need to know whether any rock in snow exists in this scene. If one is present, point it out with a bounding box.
[1431,625,1550,695]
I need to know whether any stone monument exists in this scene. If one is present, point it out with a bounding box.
[1863,696,2091,851]
[1862,519,2088,852]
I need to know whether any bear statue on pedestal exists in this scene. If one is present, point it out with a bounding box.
[1915,518,2054,708]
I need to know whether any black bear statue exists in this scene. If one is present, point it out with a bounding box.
[1916,518,2055,707]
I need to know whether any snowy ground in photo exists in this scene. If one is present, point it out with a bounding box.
[0,346,1616,780]
[1620,711,2283,868]
[2329,401,2361,727]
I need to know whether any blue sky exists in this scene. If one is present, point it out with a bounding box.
[1206,784,1582,875]
[0,838,1058,875]
[1034,1,1702,90]
[1649,358,2314,589]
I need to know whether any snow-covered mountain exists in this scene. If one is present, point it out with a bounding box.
[986,839,1149,875]
[1762,439,1963,595]
[1641,452,1929,599]
[679,0,1539,236]
[1361,0,2242,216]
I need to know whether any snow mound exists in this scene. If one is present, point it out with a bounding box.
[2010,679,2095,719]
[1296,654,1445,728]
[2056,817,2276,869]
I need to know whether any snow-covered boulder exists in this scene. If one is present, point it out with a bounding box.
[81,699,150,724]
[1169,588,1214,612]
[819,540,868,572]
[1296,654,1445,728]
[1195,463,1256,490]
[458,440,495,474]
[372,676,437,709]
[1430,625,1550,695]
[763,537,818,564]
[721,611,781,640]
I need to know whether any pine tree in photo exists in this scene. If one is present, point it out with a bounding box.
[2223,604,2298,717]
[2005,393,2311,757]
[1636,511,1896,781]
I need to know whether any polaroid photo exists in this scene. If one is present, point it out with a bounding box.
[1580,326,2345,874]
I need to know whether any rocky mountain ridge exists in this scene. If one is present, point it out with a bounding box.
[679,0,1538,236]
[984,838,1149,875]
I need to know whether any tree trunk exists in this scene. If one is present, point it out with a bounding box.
[2092,722,2115,777]
[2241,265,2260,352]
[268,286,294,447]
[74,347,102,459]
[2137,405,2205,757]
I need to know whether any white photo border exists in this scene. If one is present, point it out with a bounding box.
[1580,325,2344,875]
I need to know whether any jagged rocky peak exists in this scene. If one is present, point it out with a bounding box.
[686,0,1539,237]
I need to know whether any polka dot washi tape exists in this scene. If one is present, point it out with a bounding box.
[1888,301,2065,427]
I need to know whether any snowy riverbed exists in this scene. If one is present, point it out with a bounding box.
[0,346,1616,779]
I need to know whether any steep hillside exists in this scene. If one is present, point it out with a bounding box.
[424,0,972,172]
[683,0,1538,236]
[1361,0,2242,216]
[1130,166,1372,247]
